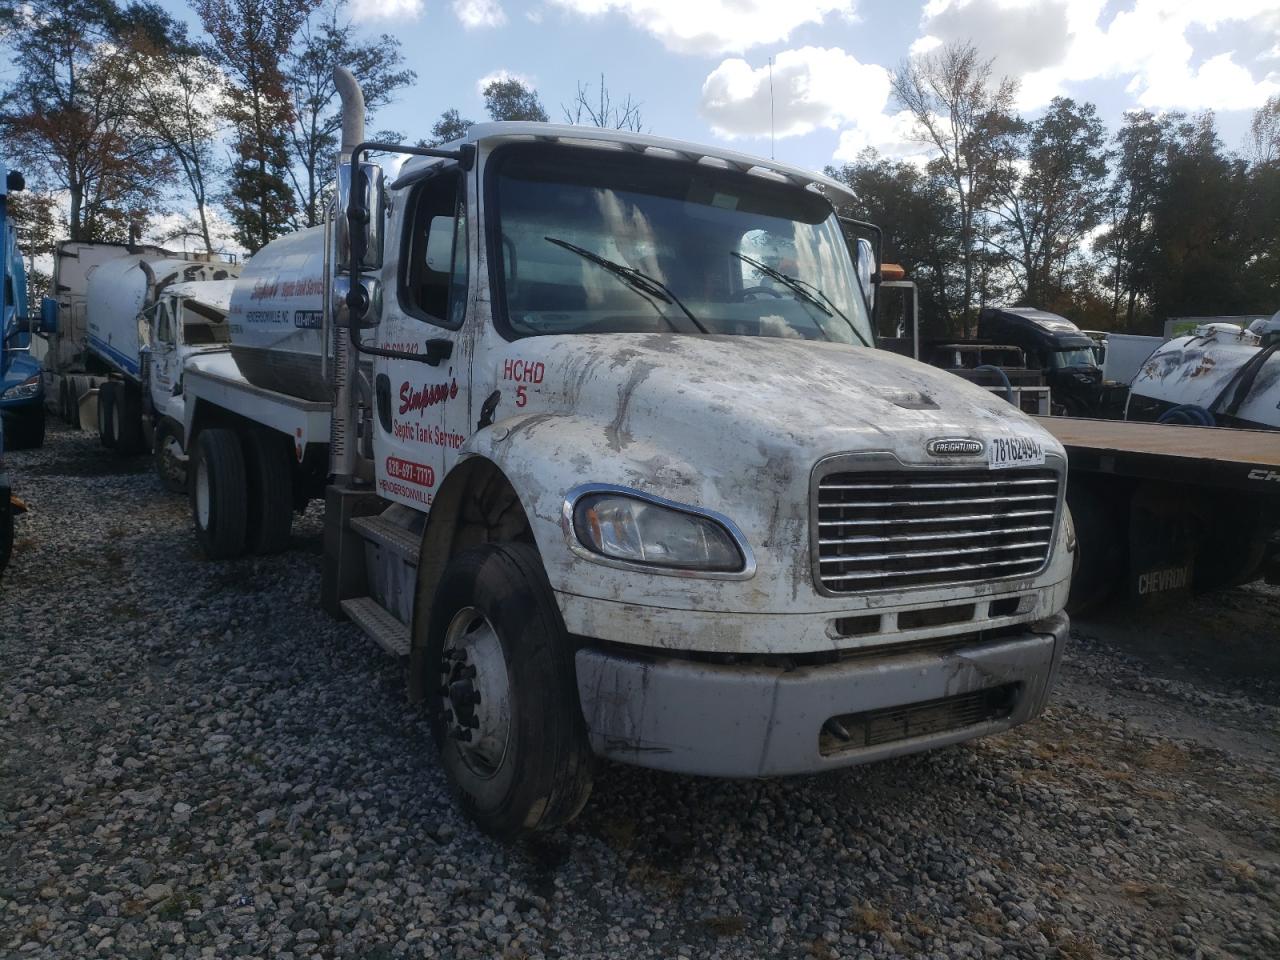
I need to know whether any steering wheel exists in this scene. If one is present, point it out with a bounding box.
[738,285,785,301]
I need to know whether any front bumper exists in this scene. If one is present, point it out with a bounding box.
[575,612,1068,777]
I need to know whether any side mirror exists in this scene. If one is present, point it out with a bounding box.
[336,161,384,273]
[855,238,875,308]
[39,297,57,336]
[332,276,382,329]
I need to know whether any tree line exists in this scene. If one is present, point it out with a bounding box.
[0,0,643,289]
[829,41,1280,336]
[4,11,1270,338]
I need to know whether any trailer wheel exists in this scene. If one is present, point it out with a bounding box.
[243,429,293,555]
[425,543,593,837]
[153,420,188,494]
[114,385,145,456]
[191,428,248,560]
[1065,479,1125,615]
[69,378,87,430]
[97,383,117,449]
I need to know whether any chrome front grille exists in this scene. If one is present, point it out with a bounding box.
[814,467,1060,593]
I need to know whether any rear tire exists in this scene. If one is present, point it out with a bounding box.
[70,377,87,429]
[97,383,117,449]
[190,428,247,560]
[243,428,293,554]
[153,420,188,494]
[425,542,594,837]
[114,385,145,456]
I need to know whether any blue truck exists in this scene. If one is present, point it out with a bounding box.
[0,162,44,449]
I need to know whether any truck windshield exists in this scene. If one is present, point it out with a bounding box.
[491,145,873,345]
[1050,348,1096,369]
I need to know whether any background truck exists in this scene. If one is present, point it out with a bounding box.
[1126,315,1279,430]
[877,281,1280,610]
[0,161,44,450]
[976,307,1127,416]
[176,67,1074,836]
[36,243,239,478]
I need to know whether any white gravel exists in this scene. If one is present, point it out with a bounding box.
[2,425,1277,959]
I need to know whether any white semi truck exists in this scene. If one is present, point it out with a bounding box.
[37,244,240,486]
[178,68,1074,835]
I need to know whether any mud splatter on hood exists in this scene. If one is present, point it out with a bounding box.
[502,333,1055,468]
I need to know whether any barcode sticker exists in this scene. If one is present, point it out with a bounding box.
[989,435,1046,470]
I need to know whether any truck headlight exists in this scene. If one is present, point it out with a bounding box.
[565,485,752,576]
[2,375,40,400]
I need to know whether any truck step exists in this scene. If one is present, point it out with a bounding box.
[340,596,411,658]
[350,513,421,565]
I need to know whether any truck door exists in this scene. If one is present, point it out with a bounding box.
[373,167,470,513]
[150,299,178,408]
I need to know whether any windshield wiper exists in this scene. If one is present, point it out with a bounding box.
[545,236,709,334]
[731,251,871,348]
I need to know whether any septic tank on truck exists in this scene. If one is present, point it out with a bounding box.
[178,67,1074,836]
[35,243,239,475]
[0,162,44,450]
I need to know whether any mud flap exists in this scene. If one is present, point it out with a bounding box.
[1128,482,1196,605]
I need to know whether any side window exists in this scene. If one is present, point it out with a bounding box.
[155,302,173,345]
[403,170,468,328]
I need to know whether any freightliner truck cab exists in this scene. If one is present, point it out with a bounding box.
[183,69,1074,836]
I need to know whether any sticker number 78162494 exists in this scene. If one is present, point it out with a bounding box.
[989,435,1046,470]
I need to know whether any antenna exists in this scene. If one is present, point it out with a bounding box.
[768,56,775,159]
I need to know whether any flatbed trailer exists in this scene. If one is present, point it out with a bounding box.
[1036,416,1280,610]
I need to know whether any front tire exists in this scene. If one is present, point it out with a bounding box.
[243,428,293,554]
[114,385,145,455]
[425,543,593,837]
[190,428,247,560]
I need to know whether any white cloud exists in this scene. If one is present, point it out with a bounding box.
[453,0,507,28]
[476,69,537,96]
[350,0,423,20]
[549,0,855,55]
[700,47,891,139]
[914,0,1280,112]
[833,110,940,164]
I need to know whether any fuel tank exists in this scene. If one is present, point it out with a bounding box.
[226,226,328,401]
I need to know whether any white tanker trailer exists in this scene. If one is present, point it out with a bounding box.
[35,243,240,481]
[1126,314,1280,430]
[225,226,328,401]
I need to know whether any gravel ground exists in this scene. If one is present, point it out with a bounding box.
[2,424,1277,960]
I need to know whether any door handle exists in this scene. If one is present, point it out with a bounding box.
[425,339,453,366]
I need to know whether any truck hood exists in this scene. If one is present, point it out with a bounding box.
[500,333,1059,482]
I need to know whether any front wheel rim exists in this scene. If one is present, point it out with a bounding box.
[440,606,513,779]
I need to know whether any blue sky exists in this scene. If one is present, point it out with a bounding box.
[153,0,1278,179]
[328,0,1279,173]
